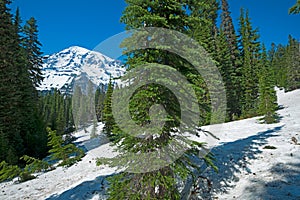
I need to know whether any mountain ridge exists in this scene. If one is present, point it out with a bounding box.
[39,46,126,93]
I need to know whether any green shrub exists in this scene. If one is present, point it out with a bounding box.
[0,161,21,182]
[47,127,85,167]
[20,155,54,173]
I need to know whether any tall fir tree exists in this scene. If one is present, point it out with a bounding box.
[220,0,241,118]
[102,79,114,137]
[238,8,261,117]
[220,0,239,63]
[270,43,288,88]
[214,29,236,121]
[19,16,48,159]
[285,35,300,91]
[22,17,44,88]
[98,1,218,199]
[184,0,222,124]
[188,0,219,55]
[258,45,278,123]
[13,7,22,40]
[95,83,106,122]
[1,1,48,162]
[0,0,25,164]
[270,36,300,92]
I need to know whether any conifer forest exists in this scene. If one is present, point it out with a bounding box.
[0,0,299,199]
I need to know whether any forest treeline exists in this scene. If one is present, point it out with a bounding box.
[0,0,46,164]
[0,0,87,171]
[0,0,299,197]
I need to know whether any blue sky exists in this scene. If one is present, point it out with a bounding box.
[10,0,300,56]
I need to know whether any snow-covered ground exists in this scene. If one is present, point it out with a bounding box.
[0,124,118,200]
[1,88,299,200]
[197,88,300,199]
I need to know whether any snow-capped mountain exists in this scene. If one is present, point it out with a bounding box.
[39,46,126,93]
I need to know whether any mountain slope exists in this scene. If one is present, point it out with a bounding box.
[0,89,299,199]
[39,46,126,92]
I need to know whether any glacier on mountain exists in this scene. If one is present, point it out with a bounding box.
[38,46,126,93]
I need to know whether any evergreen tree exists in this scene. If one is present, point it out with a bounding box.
[102,79,114,136]
[95,83,106,121]
[199,0,219,55]
[285,35,300,91]
[78,92,89,131]
[19,20,47,159]
[47,128,84,167]
[55,95,66,134]
[0,161,21,182]
[22,17,44,88]
[270,36,300,92]
[270,43,288,88]
[65,96,75,133]
[220,0,241,118]
[90,118,98,139]
[258,45,278,123]
[188,0,219,55]
[289,0,300,14]
[214,29,236,121]
[171,0,221,125]
[20,155,53,173]
[0,0,25,164]
[98,1,218,199]
[72,85,83,129]
[13,7,22,39]
[188,1,231,124]
[39,90,74,135]
[0,0,48,164]
[72,78,96,131]
[220,0,238,63]
[238,8,261,117]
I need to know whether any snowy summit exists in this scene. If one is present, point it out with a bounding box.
[39,46,126,93]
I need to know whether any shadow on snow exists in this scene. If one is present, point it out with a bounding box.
[244,157,300,199]
[46,175,112,200]
[47,125,290,200]
[192,125,285,199]
[75,134,110,153]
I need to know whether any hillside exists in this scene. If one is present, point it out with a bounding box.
[0,88,299,199]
